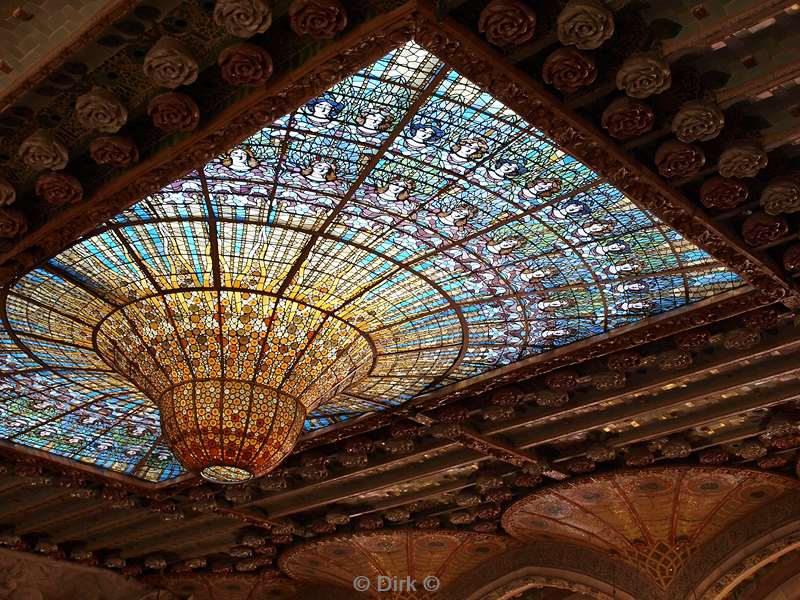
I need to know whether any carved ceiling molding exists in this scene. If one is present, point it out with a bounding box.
[449,542,654,600]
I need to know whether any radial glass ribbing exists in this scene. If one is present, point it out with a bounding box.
[0,42,743,482]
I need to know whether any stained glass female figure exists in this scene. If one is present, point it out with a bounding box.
[614,280,650,294]
[208,145,270,199]
[547,198,590,220]
[395,119,445,156]
[537,325,577,342]
[590,240,631,256]
[472,158,528,189]
[520,264,558,285]
[293,95,345,137]
[278,156,344,215]
[486,234,525,256]
[437,203,478,228]
[615,299,656,314]
[351,107,394,145]
[536,297,576,312]
[571,220,615,242]
[604,260,645,277]
[519,177,562,204]
[441,137,489,174]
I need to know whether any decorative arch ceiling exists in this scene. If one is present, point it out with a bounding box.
[0,42,743,482]
[501,466,800,590]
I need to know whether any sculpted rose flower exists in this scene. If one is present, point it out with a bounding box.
[557,0,614,50]
[288,0,348,39]
[654,140,705,179]
[699,176,748,210]
[600,97,654,140]
[148,92,200,133]
[478,0,537,47]
[89,136,139,167]
[616,53,671,99]
[0,178,15,207]
[35,172,83,206]
[718,144,768,178]
[741,212,788,246]
[783,244,800,273]
[143,38,199,89]
[760,176,800,215]
[213,0,272,38]
[672,100,724,143]
[0,207,27,239]
[218,43,273,86]
[541,47,597,94]
[74,86,128,133]
[18,130,69,171]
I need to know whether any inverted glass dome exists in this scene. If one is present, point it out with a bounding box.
[0,42,742,482]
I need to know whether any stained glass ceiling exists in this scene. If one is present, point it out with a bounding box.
[0,42,743,483]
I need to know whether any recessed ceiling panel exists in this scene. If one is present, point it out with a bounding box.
[0,42,742,482]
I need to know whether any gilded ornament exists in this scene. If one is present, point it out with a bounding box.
[698,176,748,210]
[718,144,768,178]
[760,176,800,215]
[542,47,597,94]
[674,329,710,352]
[89,136,139,167]
[757,454,788,469]
[143,38,199,89]
[0,178,15,207]
[591,371,625,390]
[213,0,272,38]
[533,389,569,407]
[0,208,27,239]
[661,438,691,459]
[35,172,83,206]
[289,0,347,39]
[600,97,654,140]
[698,447,729,465]
[722,328,761,351]
[557,0,614,50]
[148,92,200,133]
[606,350,640,372]
[783,244,800,274]
[671,100,724,143]
[18,130,68,171]
[585,444,615,462]
[741,212,788,246]
[450,510,475,525]
[218,43,274,86]
[742,307,779,331]
[565,457,595,474]
[616,53,671,99]
[478,0,537,47]
[624,446,654,466]
[654,140,705,179]
[657,349,692,371]
[735,440,767,460]
[74,86,127,133]
[544,369,579,392]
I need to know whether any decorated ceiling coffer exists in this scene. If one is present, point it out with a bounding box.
[0,43,742,483]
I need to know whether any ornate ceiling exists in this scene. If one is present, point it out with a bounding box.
[1,41,743,483]
[0,0,799,599]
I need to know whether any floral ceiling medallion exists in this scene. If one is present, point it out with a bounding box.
[0,42,742,484]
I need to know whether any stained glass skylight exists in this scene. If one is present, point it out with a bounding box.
[0,42,743,482]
